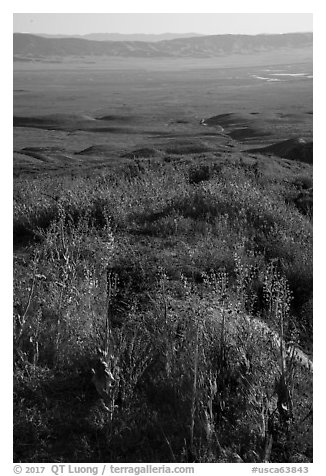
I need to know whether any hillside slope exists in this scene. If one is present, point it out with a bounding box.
[247,138,313,164]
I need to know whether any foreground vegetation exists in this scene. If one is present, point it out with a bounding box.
[13,153,313,463]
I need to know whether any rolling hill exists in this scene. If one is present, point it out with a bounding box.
[13,32,313,59]
[247,138,313,164]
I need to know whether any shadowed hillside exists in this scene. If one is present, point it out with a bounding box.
[247,138,313,164]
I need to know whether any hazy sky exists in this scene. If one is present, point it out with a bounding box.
[13,13,312,36]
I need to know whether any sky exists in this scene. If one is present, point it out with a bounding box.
[13,13,313,36]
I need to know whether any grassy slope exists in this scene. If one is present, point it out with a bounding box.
[13,152,312,463]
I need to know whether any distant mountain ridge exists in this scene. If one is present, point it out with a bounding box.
[34,32,204,42]
[13,32,313,59]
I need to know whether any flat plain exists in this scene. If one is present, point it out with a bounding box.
[14,51,312,175]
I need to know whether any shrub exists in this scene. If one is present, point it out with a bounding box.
[14,158,312,462]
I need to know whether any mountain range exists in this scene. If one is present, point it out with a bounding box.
[13,32,312,59]
[34,32,204,42]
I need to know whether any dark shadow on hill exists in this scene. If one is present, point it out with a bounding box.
[13,114,137,134]
[96,115,134,122]
[75,145,115,156]
[246,138,313,164]
[202,113,271,143]
[13,114,183,137]
[228,128,269,141]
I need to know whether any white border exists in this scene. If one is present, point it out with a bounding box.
[4,3,322,473]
